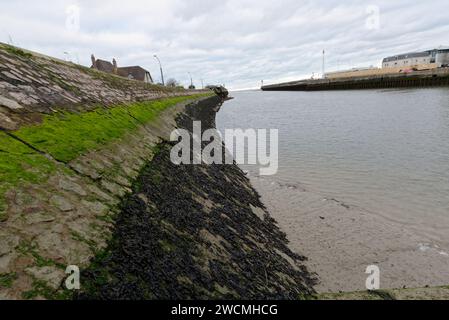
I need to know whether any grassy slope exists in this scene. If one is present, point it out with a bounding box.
[0,94,211,217]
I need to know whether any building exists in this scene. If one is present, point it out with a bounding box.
[382,48,449,69]
[91,56,117,73]
[117,66,153,83]
[325,47,449,80]
[90,55,153,83]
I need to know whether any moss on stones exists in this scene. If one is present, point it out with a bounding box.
[0,94,211,214]
[0,273,17,288]
[0,132,56,217]
[14,94,209,163]
[1,44,33,59]
[21,278,71,300]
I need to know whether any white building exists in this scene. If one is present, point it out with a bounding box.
[382,48,449,69]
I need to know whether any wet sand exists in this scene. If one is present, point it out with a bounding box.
[250,174,449,293]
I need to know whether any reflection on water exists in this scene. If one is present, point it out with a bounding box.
[217,89,449,241]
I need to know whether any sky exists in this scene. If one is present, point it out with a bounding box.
[1,0,449,90]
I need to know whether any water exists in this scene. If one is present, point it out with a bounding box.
[217,89,449,237]
[216,89,449,292]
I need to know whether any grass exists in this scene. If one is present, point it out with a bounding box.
[1,44,33,59]
[0,94,211,218]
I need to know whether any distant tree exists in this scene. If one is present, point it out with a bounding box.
[166,78,179,87]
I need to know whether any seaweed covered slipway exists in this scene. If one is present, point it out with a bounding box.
[0,43,316,300]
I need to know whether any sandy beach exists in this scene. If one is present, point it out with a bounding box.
[249,174,449,293]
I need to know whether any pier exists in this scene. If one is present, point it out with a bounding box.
[262,67,449,91]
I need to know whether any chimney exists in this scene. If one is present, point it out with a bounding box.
[91,54,96,69]
[112,58,118,74]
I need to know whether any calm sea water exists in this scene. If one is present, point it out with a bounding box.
[216,89,449,240]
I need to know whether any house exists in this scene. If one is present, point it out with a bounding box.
[117,66,153,83]
[91,55,117,73]
[90,55,153,83]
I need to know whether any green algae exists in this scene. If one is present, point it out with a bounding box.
[21,278,72,300]
[0,132,56,219]
[14,94,209,163]
[1,44,33,59]
[0,94,211,218]
[0,273,17,289]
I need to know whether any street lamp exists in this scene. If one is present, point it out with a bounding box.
[153,55,165,86]
[322,49,326,79]
[64,52,70,62]
[188,72,194,88]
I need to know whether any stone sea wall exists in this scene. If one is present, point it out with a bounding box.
[77,96,316,300]
[0,96,210,299]
[0,43,210,299]
[0,43,198,131]
[0,43,315,300]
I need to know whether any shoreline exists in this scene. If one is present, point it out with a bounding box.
[77,96,316,300]
[248,173,449,293]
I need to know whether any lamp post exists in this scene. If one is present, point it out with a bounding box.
[64,52,70,62]
[322,49,326,79]
[153,55,165,86]
[188,72,194,88]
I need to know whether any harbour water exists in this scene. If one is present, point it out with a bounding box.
[217,89,449,292]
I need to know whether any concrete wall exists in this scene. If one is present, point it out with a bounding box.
[263,68,449,91]
[326,64,438,80]
[436,51,449,67]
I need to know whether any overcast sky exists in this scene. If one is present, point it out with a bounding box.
[1,0,448,90]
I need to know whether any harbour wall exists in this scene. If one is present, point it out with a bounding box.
[262,68,449,91]
[0,44,315,299]
[0,43,208,299]
[77,96,316,300]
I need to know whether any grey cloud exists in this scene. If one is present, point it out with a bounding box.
[0,0,448,89]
